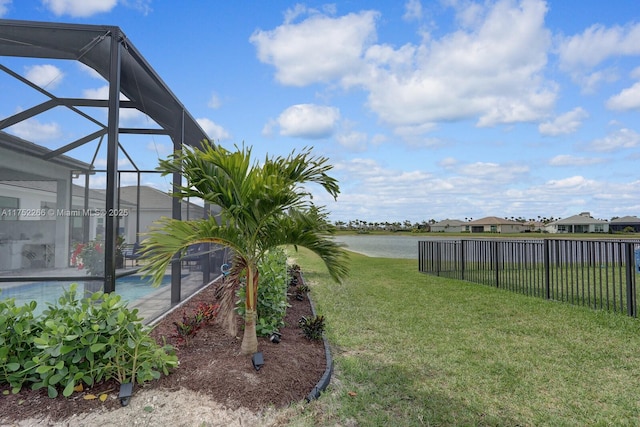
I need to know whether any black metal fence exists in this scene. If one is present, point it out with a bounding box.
[418,239,640,317]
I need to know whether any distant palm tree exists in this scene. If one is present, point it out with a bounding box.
[139,141,349,355]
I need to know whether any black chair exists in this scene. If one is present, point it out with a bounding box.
[182,243,206,271]
[123,242,142,267]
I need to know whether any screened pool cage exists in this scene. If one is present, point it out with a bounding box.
[0,19,227,322]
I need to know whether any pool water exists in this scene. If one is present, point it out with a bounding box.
[0,275,170,316]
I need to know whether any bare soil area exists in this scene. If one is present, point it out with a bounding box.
[0,279,325,426]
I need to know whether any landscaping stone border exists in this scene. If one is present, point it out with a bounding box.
[301,271,334,402]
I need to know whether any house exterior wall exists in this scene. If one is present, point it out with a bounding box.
[546,222,609,234]
[431,222,465,232]
[0,145,74,269]
[498,224,524,233]
[123,205,207,244]
[431,225,465,232]
[0,181,111,269]
[468,223,524,233]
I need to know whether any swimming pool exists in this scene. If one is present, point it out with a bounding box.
[0,275,170,316]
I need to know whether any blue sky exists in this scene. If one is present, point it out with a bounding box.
[1,0,639,224]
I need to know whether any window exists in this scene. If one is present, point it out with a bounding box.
[0,196,19,220]
[594,224,604,233]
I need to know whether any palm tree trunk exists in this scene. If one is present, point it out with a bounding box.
[240,309,258,355]
[240,265,259,355]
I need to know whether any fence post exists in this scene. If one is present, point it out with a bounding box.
[493,240,499,288]
[435,241,440,277]
[625,242,636,317]
[460,240,465,281]
[544,239,550,300]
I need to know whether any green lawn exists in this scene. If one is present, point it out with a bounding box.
[281,248,640,426]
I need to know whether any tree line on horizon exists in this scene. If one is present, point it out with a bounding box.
[333,215,624,232]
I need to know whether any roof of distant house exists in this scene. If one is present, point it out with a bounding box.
[610,216,640,224]
[549,213,608,225]
[0,131,92,172]
[468,216,522,225]
[0,180,129,204]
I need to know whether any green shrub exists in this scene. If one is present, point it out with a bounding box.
[0,284,178,397]
[237,248,290,336]
[0,296,40,394]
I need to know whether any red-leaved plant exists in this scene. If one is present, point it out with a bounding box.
[172,303,219,346]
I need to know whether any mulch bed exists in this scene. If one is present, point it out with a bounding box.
[0,279,325,423]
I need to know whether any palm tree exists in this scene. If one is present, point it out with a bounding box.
[139,141,349,355]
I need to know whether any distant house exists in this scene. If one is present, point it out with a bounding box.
[609,216,640,233]
[466,216,524,233]
[546,212,608,234]
[522,221,544,232]
[117,186,221,244]
[430,219,466,233]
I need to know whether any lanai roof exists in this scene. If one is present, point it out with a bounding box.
[0,19,208,148]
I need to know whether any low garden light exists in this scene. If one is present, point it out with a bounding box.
[269,332,281,344]
[252,351,264,371]
[119,382,133,406]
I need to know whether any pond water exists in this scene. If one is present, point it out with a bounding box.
[333,234,428,259]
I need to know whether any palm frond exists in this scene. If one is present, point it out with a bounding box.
[138,216,245,286]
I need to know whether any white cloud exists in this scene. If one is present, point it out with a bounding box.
[545,175,596,190]
[196,118,231,141]
[42,0,118,17]
[558,22,640,71]
[208,92,221,109]
[146,141,171,156]
[323,156,539,222]
[403,0,422,21]
[457,161,529,182]
[0,0,10,17]
[452,1,485,29]
[120,0,152,15]
[606,82,640,111]
[320,153,638,223]
[393,123,443,148]
[370,133,387,145]
[548,155,604,167]
[276,104,340,139]
[253,1,556,133]
[336,130,368,151]
[574,69,619,94]
[77,63,105,80]
[557,22,640,91]
[24,64,64,90]
[93,157,133,168]
[538,107,588,136]
[367,0,555,127]
[82,85,150,124]
[83,85,129,101]
[9,118,62,142]
[261,119,276,138]
[587,128,640,152]
[250,10,379,86]
[438,157,458,169]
